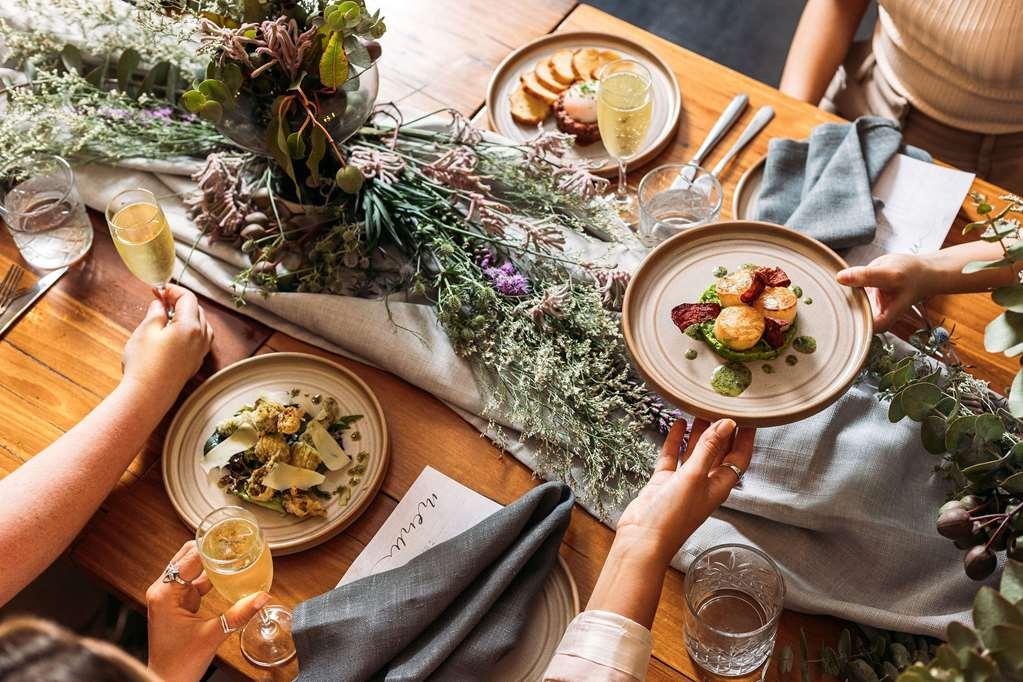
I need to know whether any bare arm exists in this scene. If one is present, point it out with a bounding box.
[779,0,871,103]
[586,419,754,628]
[837,241,1022,331]
[0,285,212,605]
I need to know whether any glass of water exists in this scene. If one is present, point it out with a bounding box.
[0,155,93,269]
[638,163,722,247]
[683,544,785,677]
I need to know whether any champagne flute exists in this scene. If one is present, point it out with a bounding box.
[196,506,296,668]
[105,188,176,317]
[597,58,654,224]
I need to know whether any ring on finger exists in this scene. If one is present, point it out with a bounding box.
[161,561,191,586]
[220,614,236,634]
[720,462,744,484]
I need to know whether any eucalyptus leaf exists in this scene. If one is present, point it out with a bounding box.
[921,415,947,454]
[985,311,1023,353]
[116,48,140,92]
[880,661,900,680]
[139,61,170,97]
[319,31,349,88]
[975,413,1005,442]
[946,621,981,651]
[1000,471,1023,494]
[59,44,82,75]
[881,358,916,391]
[993,285,1023,313]
[963,648,1001,680]
[198,100,223,122]
[839,628,852,660]
[946,415,978,452]
[1002,559,1023,605]
[847,660,880,682]
[888,391,906,423]
[890,642,911,670]
[84,54,109,88]
[181,89,205,112]
[869,634,886,660]
[1010,369,1023,418]
[964,257,1014,274]
[901,382,943,420]
[973,586,1023,635]
[344,34,371,68]
[962,453,1010,481]
[165,63,179,100]
[198,78,229,103]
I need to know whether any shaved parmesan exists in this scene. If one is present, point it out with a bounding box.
[263,462,326,490]
[304,419,351,471]
[202,426,257,473]
[291,392,321,419]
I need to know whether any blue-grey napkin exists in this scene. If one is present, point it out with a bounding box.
[292,481,574,682]
[753,116,929,249]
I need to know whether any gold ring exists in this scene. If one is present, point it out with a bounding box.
[721,462,744,483]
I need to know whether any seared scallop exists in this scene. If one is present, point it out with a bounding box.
[714,270,755,307]
[755,286,798,324]
[713,306,766,350]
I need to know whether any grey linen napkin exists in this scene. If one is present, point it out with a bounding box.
[292,481,574,681]
[753,116,926,249]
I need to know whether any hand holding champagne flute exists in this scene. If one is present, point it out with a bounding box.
[105,188,176,318]
[196,506,296,668]
[597,58,653,223]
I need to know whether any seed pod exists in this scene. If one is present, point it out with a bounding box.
[1007,533,1023,561]
[245,211,269,225]
[936,508,973,541]
[964,545,996,580]
[281,251,303,271]
[336,165,364,194]
[251,261,277,275]
[959,495,984,511]
[241,239,257,254]
[937,499,966,517]
[252,187,271,208]
[241,224,266,239]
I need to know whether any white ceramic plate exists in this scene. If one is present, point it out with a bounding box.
[733,156,766,220]
[492,556,580,682]
[162,352,389,555]
[486,31,681,176]
[623,221,873,427]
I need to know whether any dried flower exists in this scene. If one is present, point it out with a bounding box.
[448,109,483,146]
[553,160,609,200]
[199,18,261,66]
[185,153,254,240]
[422,146,492,193]
[522,128,573,163]
[521,222,566,252]
[482,259,531,297]
[582,262,631,310]
[250,17,319,80]
[347,145,406,184]
[526,283,572,327]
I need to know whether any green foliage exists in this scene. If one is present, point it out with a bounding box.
[319,31,349,88]
[782,625,939,682]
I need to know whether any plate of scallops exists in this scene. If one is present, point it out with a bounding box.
[486,31,681,175]
[622,221,873,427]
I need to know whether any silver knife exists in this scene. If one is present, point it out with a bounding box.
[673,93,748,187]
[709,105,775,177]
[0,266,68,338]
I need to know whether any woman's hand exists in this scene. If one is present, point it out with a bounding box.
[122,284,214,396]
[614,418,755,567]
[146,541,270,682]
[836,253,934,331]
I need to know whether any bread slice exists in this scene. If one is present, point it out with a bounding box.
[535,60,569,93]
[509,84,550,125]
[520,70,559,105]
[592,49,621,78]
[549,49,576,84]
[572,47,602,80]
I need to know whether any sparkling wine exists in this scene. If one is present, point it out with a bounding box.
[597,71,653,160]
[109,202,175,286]
[200,517,273,603]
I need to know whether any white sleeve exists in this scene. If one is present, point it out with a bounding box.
[542,610,653,681]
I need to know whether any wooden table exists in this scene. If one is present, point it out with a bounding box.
[0,3,1014,681]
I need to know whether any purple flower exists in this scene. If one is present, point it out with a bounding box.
[144,106,175,121]
[480,257,531,296]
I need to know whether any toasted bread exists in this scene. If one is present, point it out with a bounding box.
[520,70,559,105]
[535,60,569,93]
[591,49,621,79]
[509,84,550,125]
[549,49,576,84]
[572,47,602,80]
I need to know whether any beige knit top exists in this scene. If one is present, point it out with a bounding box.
[873,0,1023,134]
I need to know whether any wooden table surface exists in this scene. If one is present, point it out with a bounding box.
[0,3,1016,681]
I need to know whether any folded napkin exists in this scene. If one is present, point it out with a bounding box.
[753,116,928,249]
[293,482,574,681]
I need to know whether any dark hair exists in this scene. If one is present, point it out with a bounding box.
[0,618,152,682]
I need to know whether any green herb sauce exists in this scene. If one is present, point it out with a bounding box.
[762,364,774,374]
[710,362,752,397]
[791,285,803,297]
[793,335,817,354]
[785,354,798,366]
[685,324,702,339]
[804,297,813,305]
[713,265,728,277]
[685,349,698,360]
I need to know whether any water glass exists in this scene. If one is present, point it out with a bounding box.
[638,163,722,246]
[0,155,93,269]
[683,544,785,677]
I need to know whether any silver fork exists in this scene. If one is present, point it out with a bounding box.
[0,264,26,317]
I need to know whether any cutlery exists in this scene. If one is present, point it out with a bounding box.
[0,266,68,339]
[708,105,775,178]
[673,93,748,187]
[0,264,25,317]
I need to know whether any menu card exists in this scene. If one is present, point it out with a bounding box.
[338,466,501,586]
[844,153,976,267]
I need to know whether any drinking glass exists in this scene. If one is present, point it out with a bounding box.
[638,163,722,246]
[683,544,785,677]
[105,188,176,316]
[196,506,296,668]
[597,58,653,224]
[0,154,93,269]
